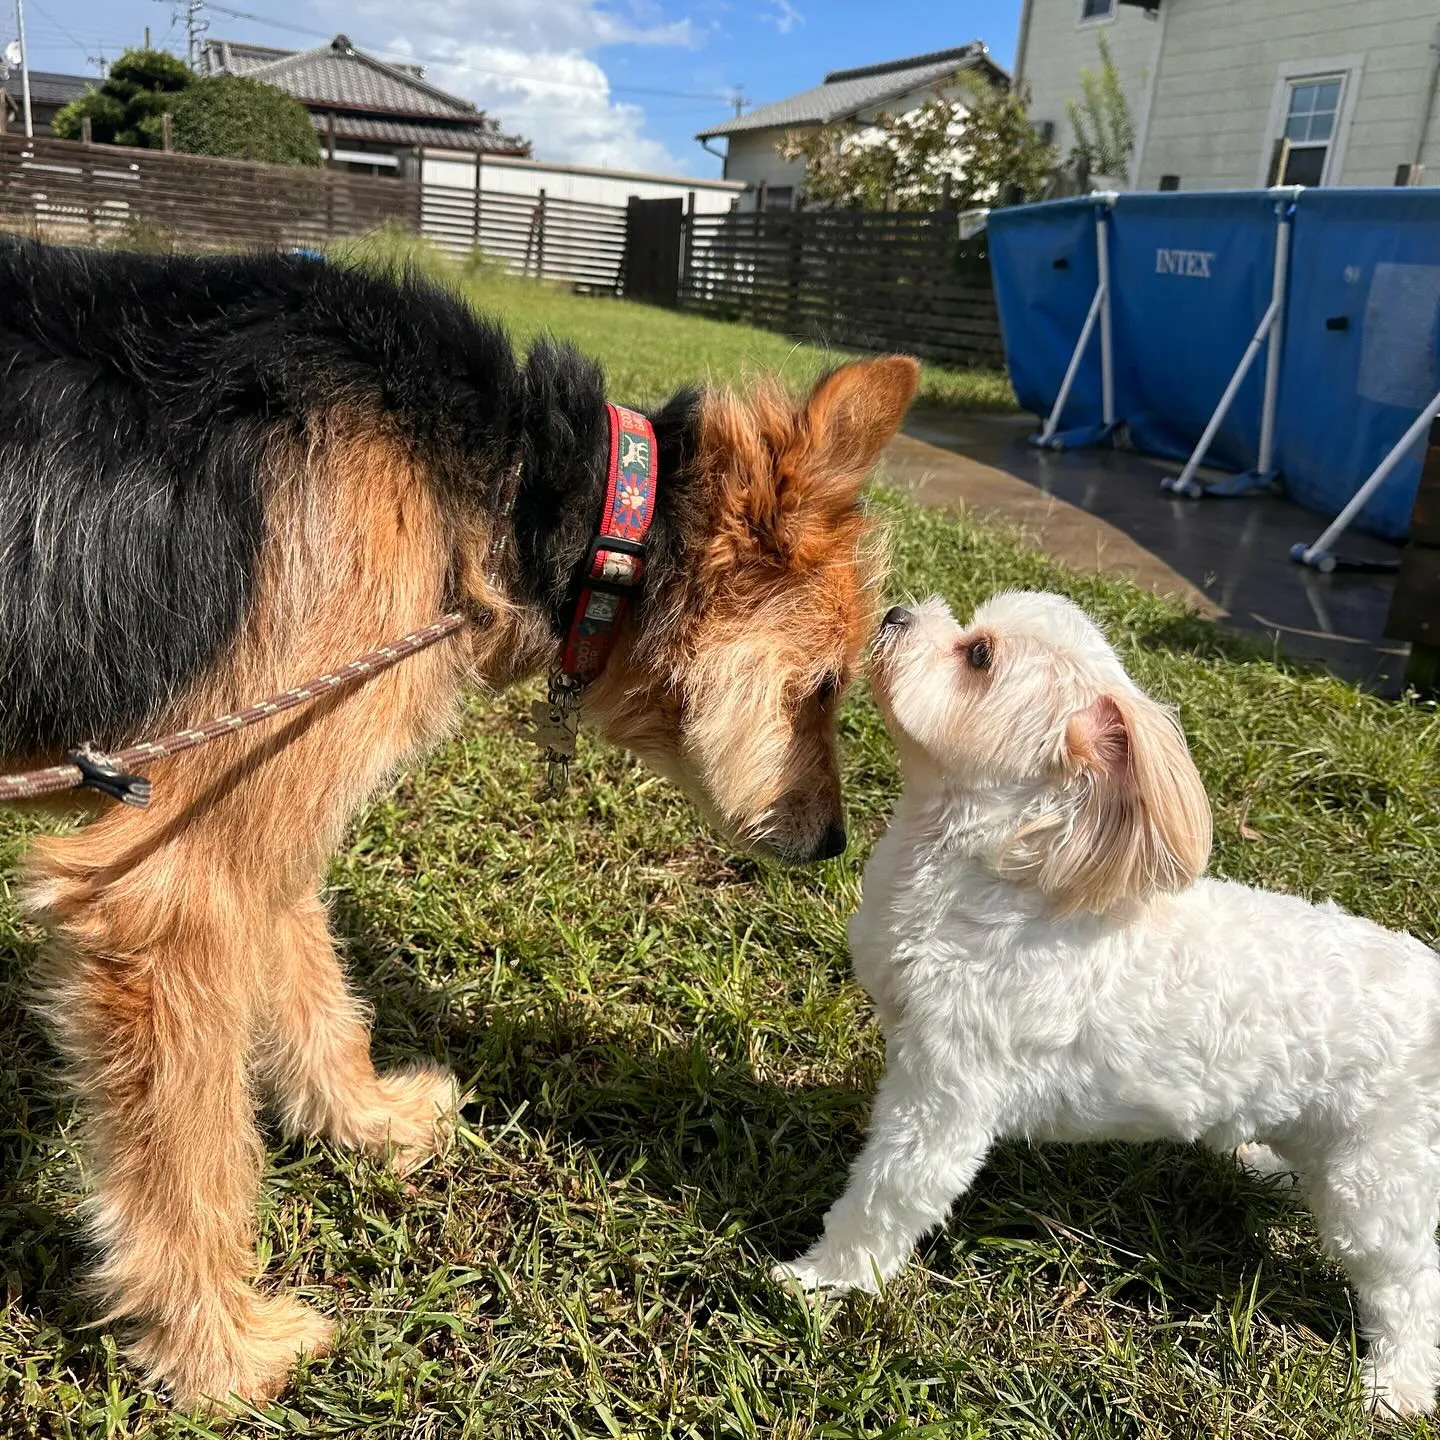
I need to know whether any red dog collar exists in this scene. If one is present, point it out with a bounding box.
[559,402,659,686]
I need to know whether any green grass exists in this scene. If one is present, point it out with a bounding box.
[3,253,1440,1438]
[328,226,1018,414]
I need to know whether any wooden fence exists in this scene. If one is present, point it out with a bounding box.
[0,134,419,250]
[422,180,626,291]
[681,208,1004,369]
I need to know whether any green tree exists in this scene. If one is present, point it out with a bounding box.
[170,75,321,166]
[52,48,192,147]
[780,80,1055,211]
[1067,32,1135,180]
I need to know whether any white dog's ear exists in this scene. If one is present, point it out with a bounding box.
[1007,690,1212,914]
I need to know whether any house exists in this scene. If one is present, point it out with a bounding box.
[1015,0,1440,191]
[1,69,93,136]
[200,34,527,175]
[696,43,1010,210]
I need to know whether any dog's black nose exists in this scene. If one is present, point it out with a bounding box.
[882,606,912,629]
[816,822,847,860]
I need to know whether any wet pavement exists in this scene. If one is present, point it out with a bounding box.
[888,409,1407,693]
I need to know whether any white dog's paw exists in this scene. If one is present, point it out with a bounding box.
[1366,1348,1440,1420]
[770,1246,881,1296]
[1233,1142,1298,1189]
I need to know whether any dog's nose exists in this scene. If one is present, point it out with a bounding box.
[815,822,847,860]
[882,606,912,630]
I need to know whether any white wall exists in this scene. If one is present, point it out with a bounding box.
[716,72,987,200]
[1137,0,1440,190]
[720,128,812,190]
[1018,0,1440,192]
[421,150,743,214]
[1016,0,1163,175]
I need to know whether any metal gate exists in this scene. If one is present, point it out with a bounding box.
[622,196,684,306]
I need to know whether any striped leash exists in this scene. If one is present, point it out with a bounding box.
[0,612,471,808]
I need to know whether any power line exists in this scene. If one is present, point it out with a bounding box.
[171,0,738,106]
[23,0,89,53]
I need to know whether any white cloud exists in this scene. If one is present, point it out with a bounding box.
[325,0,700,169]
[427,44,684,172]
[761,0,803,36]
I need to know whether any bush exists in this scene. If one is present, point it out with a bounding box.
[52,47,191,147]
[170,75,321,166]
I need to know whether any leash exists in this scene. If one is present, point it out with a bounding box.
[0,401,662,810]
[0,614,471,808]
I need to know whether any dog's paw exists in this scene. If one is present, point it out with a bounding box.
[770,1247,881,1296]
[1233,1142,1298,1189]
[371,1064,464,1174]
[132,1291,334,1414]
[1366,1347,1440,1421]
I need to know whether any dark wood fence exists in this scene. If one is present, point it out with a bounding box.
[0,134,419,249]
[423,179,626,291]
[681,208,1004,369]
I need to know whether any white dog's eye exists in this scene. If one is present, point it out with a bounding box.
[965,638,993,671]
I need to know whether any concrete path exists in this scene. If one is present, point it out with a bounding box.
[886,411,1407,693]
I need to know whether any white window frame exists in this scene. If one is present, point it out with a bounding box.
[1077,0,1117,26]
[1258,55,1365,188]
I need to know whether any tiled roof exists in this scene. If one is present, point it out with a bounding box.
[1,69,94,107]
[203,40,424,81]
[314,112,520,152]
[697,43,1005,138]
[203,34,474,119]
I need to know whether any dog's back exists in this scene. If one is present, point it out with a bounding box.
[0,240,518,758]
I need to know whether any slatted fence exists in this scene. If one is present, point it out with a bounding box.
[0,134,418,249]
[422,182,626,290]
[682,208,1003,369]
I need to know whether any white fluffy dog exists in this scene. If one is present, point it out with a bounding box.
[774,590,1440,1418]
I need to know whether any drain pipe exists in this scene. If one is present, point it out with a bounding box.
[1410,21,1440,172]
[1013,0,1035,88]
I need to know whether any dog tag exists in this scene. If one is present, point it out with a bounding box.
[529,698,577,760]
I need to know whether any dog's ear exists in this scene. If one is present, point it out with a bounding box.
[701,356,917,571]
[1008,690,1212,915]
[796,355,920,504]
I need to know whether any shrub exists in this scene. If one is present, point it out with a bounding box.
[52,48,191,147]
[169,75,321,166]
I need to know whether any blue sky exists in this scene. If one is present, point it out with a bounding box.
[17,0,1023,176]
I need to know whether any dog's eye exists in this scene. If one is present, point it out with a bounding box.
[966,638,993,671]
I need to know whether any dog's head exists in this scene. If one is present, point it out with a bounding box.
[871,590,1212,913]
[586,355,918,865]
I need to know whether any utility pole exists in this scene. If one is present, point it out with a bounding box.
[730,88,748,118]
[175,0,207,70]
[14,0,30,138]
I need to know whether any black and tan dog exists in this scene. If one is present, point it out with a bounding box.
[0,238,918,1407]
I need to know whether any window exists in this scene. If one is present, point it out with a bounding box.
[1261,59,1362,189]
[1280,76,1343,185]
[1080,0,1116,20]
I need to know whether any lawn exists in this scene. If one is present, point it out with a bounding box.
[2,243,1440,1439]
[330,226,1019,415]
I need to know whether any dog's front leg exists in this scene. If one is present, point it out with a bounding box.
[257,889,460,1170]
[772,1068,991,1294]
[31,848,333,1412]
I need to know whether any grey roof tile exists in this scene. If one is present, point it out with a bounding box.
[315,112,520,152]
[697,43,1004,138]
[205,35,474,118]
[1,69,94,107]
